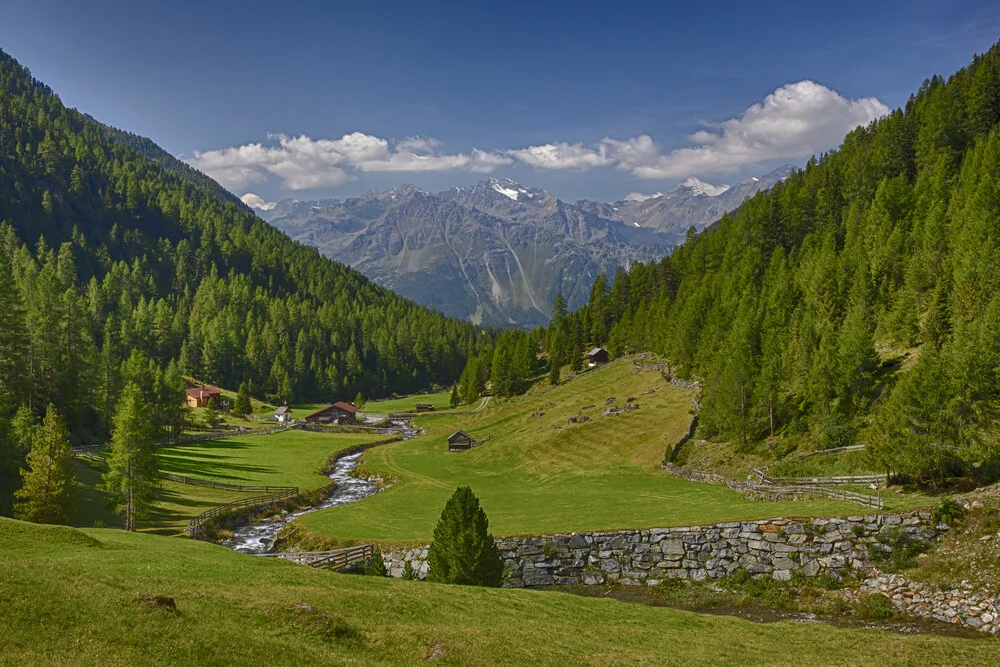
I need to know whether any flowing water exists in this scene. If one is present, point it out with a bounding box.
[222,420,418,554]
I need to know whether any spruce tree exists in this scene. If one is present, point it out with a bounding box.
[449,384,459,408]
[427,486,503,587]
[14,404,74,524]
[103,383,158,531]
[234,381,253,416]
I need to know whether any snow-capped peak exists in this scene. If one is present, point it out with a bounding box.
[680,178,730,197]
[493,182,520,200]
[241,193,277,211]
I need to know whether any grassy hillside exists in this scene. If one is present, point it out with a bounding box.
[2,517,997,666]
[70,430,375,534]
[294,362,900,546]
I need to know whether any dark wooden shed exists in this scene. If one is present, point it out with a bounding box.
[587,347,609,366]
[447,430,476,452]
[415,403,436,412]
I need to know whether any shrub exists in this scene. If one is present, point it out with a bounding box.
[362,548,388,577]
[426,486,503,587]
[402,560,416,580]
[867,528,927,571]
[854,592,893,619]
[932,498,964,526]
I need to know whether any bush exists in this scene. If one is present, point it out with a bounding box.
[854,592,893,619]
[866,528,927,571]
[402,560,416,580]
[362,547,387,577]
[932,498,964,526]
[427,486,503,587]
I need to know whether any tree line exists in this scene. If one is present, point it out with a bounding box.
[535,43,1000,485]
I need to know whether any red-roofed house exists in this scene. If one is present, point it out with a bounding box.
[185,386,222,408]
[304,401,358,425]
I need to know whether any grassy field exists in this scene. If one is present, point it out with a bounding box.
[70,430,377,535]
[2,517,996,666]
[296,362,893,546]
[362,390,453,414]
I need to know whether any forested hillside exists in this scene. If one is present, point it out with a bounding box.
[546,43,1000,483]
[0,48,487,457]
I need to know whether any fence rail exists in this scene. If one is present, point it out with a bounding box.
[258,544,374,569]
[750,468,887,487]
[729,479,883,509]
[189,490,299,539]
[159,472,297,494]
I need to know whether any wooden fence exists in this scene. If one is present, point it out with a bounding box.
[258,544,374,570]
[188,489,299,539]
[71,422,299,454]
[750,468,887,487]
[159,472,297,494]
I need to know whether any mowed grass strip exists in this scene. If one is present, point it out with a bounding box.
[297,362,871,545]
[71,430,375,535]
[2,518,996,666]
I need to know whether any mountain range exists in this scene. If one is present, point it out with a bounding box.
[247,166,795,327]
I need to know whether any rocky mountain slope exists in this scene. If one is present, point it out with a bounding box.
[251,168,794,326]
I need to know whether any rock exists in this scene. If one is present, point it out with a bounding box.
[600,559,622,573]
[581,572,605,585]
[522,569,554,587]
[605,397,616,405]
[602,407,620,417]
[772,569,792,581]
[568,534,589,549]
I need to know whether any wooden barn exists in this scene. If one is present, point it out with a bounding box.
[587,347,609,367]
[447,430,477,452]
[185,386,222,408]
[415,403,436,412]
[304,401,358,425]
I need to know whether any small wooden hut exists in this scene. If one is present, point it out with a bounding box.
[447,430,476,452]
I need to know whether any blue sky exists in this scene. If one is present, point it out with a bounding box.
[2,0,999,202]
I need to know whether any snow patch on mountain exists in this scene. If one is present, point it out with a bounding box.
[492,183,520,200]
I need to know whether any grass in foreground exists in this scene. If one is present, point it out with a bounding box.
[1,517,996,666]
[297,362,878,546]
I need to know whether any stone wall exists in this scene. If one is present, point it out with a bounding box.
[854,573,999,635]
[383,512,944,587]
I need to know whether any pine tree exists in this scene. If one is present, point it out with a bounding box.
[13,404,74,524]
[426,486,503,587]
[234,381,253,416]
[449,384,459,408]
[103,383,157,531]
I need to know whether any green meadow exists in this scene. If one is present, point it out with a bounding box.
[2,518,996,666]
[295,362,897,546]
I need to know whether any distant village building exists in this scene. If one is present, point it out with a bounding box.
[274,404,293,423]
[415,403,436,412]
[587,347,609,367]
[447,430,476,452]
[185,386,222,409]
[304,401,358,425]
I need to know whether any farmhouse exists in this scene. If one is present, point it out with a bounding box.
[415,403,436,412]
[274,404,293,422]
[185,386,222,408]
[304,401,358,425]
[447,430,476,452]
[587,347,609,367]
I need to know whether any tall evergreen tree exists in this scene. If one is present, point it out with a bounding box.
[13,404,74,524]
[103,383,157,531]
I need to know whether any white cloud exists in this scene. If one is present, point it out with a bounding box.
[189,81,888,192]
[188,132,512,190]
[680,178,730,196]
[505,142,614,170]
[501,81,888,179]
[240,193,276,211]
[624,191,663,202]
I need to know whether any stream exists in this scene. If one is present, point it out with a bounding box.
[222,420,418,554]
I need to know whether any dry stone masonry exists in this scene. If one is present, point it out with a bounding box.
[853,573,999,634]
[384,512,944,588]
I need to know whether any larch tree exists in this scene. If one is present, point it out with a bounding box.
[14,404,75,524]
[103,382,158,531]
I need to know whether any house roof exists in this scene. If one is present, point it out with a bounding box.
[186,386,222,399]
[274,406,292,415]
[304,401,357,420]
[448,430,473,441]
[587,347,607,357]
